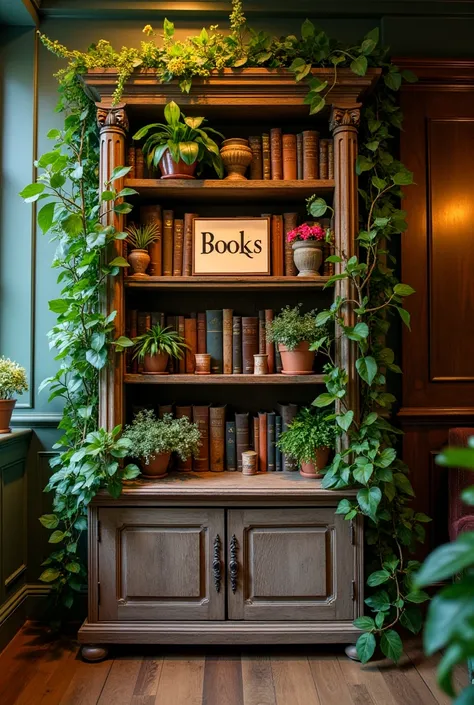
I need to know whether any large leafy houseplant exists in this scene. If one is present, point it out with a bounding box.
[123,409,201,466]
[0,357,28,400]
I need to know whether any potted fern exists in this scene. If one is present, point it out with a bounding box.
[277,407,338,478]
[122,409,201,478]
[0,357,28,433]
[133,323,189,374]
[126,222,160,277]
[266,304,322,374]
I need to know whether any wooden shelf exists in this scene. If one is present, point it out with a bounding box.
[124,373,325,385]
[124,275,331,290]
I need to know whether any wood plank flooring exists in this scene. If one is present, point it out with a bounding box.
[0,623,468,705]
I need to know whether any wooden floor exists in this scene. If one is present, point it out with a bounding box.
[0,623,468,705]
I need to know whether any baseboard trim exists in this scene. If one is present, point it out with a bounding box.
[0,583,51,653]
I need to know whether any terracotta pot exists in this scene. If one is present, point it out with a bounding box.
[220,138,253,180]
[300,447,330,479]
[278,341,315,375]
[142,351,169,374]
[128,249,150,277]
[159,149,197,179]
[0,399,16,434]
[292,240,323,277]
[141,452,171,478]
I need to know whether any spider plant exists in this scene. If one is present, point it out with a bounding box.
[126,222,160,250]
[133,324,189,361]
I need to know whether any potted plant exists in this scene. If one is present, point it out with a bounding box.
[0,357,28,433]
[287,222,329,277]
[277,407,338,478]
[126,222,160,277]
[133,101,224,179]
[266,304,323,374]
[133,323,189,374]
[122,409,201,478]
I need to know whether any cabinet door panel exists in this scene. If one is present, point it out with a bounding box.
[98,508,225,621]
[227,508,356,621]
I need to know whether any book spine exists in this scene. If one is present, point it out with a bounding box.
[176,406,193,470]
[173,218,184,276]
[127,146,136,179]
[137,312,151,372]
[206,310,223,374]
[275,345,282,373]
[253,416,259,452]
[282,134,297,180]
[178,315,185,373]
[276,403,299,471]
[267,411,276,471]
[162,210,174,276]
[210,405,226,472]
[183,212,198,277]
[129,309,138,374]
[275,415,282,471]
[327,139,334,180]
[140,205,162,276]
[283,212,298,277]
[232,316,242,374]
[225,421,237,471]
[197,312,206,354]
[319,138,329,180]
[192,405,210,471]
[248,135,263,180]
[258,310,266,355]
[296,132,303,180]
[258,412,267,472]
[223,309,233,375]
[302,130,319,180]
[184,318,197,374]
[166,315,177,372]
[158,404,173,419]
[135,148,144,178]
[235,412,249,472]
[270,127,283,180]
[262,133,271,181]
[265,309,275,373]
[271,214,284,276]
[242,316,258,374]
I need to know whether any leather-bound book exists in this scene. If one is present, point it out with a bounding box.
[176,406,193,470]
[258,310,266,354]
[275,415,282,471]
[158,404,173,419]
[232,316,242,374]
[197,312,206,354]
[283,212,298,277]
[258,412,267,472]
[319,138,329,179]
[242,316,258,374]
[265,309,275,373]
[210,405,226,472]
[173,218,184,276]
[223,309,233,375]
[166,315,177,372]
[183,212,198,277]
[140,205,162,276]
[226,421,237,471]
[270,127,283,180]
[248,136,263,180]
[276,403,299,471]
[178,315,186,373]
[327,139,334,179]
[235,412,250,472]
[302,130,319,180]
[193,405,210,471]
[129,308,138,374]
[271,214,284,276]
[267,411,276,471]
[127,146,136,179]
[282,134,297,180]
[151,311,164,327]
[253,415,259,452]
[275,346,282,374]
[206,310,223,374]
[162,210,174,276]
[296,133,303,180]
[135,148,144,178]
[262,133,271,180]
[184,318,197,374]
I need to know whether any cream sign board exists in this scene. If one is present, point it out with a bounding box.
[192,217,270,275]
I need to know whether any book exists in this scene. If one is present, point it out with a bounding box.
[296,133,303,180]
[253,415,259,452]
[232,316,242,374]
[265,309,275,373]
[262,133,271,180]
[271,214,284,276]
[302,130,319,180]
[184,318,197,373]
[328,139,334,179]
[319,138,329,179]
[166,315,177,373]
[275,346,282,374]
[270,128,283,180]
[206,310,223,374]
[158,404,173,418]
[137,311,151,372]
[128,309,138,374]
[223,309,233,375]
[242,316,258,374]
[226,421,237,471]
[282,134,297,180]
[178,315,185,373]
[276,403,299,471]
[235,412,250,471]
[176,405,193,470]
[197,312,206,354]
[151,311,165,328]
[267,411,276,471]
[275,415,282,471]
[162,210,174,276]
[258,412,267,472]
[183,212,198,276]
[173,218,184,276]
[258,310,266,355]
[248,135,263,180]
[193,405,210,471]
[140,205,162,276]
[127,146,136,179]
[283,212,298,277]
[135,148,144,178]
[210,405,226,472]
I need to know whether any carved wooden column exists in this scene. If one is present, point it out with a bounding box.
[96,101,128,431]
[330,105,361,424]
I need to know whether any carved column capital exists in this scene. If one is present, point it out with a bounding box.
[330,105,361,133]
[95,101,129,133]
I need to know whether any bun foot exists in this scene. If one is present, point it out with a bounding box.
[81,644,109,662]
[345,644,360,661]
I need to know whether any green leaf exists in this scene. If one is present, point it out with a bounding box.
[335,498,352,515]
[316,310,332,326]
[307,197,329,217]
[380,630,403,662]
[357,486,382,521]
[356,632,376,664]
[353,616,375,630]
[394,472,415,496]
[453,686,474,705]
[109,256,129,267]
[405,590,430,604]
[356,156,374,174]
[100,190,115,201]
[19,182,45,202]
[49,298,69,314]
[415,533,474,587]
[401,69,418,84]
[114,202,133,214]
[367,569,391,587]
[63,213,83,236]
[65,562,81,573]
[400,606,423,634]
[38,202,55,234]
[414,512,432,523]
[377,447,396,468]
[392,170,414,186]
[346,322,369,341]
[122,463,140,479]
[91,332,106,352]
[47,128,61,140]
[396,306,411,330]
[301,18,315,38]
[233,56,248,68]
[114,336,134,349]
[351,55,368,77]
[49,530,65,544]
[360,39,376,56]
[384,70,402,91]
[86,348,108,370]
[356,356,378,385]
[437,446,474,469]
[39,568,60,583]
[394,283,415,297]
[74,517,87,531]
[312,392,335,408]
[461,486,474,505]
[365,590,391,612]
[163,17,174,38]
[309,95,326,115]
[375,612,385,629]
[438,643,466,697]
[372,176,387,190]
[336,410,353,432]
[39,514,59,529]
[110,165,131,182]
[353,463,374,485]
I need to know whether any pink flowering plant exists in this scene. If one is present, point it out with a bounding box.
[287,222,328,243]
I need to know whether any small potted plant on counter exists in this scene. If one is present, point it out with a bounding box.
[133,323,189,374]
[266,304,323,374]
[277,407,338,479]
[122,409,201,478]
[287,222,329,277]
[0,357,28,433]
[126,222,160,277]
[133,100,224,179]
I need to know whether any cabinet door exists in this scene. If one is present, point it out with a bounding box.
[227,508,356,621]
[97,508,225,621]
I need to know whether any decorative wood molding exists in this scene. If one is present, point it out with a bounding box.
[399,407,474,417]
[329,105,361,131]
[395,58,474,89]
[96,101,129,131]
[11,413,60,428]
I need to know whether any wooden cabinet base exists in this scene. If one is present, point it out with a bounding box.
[80,644,109,662]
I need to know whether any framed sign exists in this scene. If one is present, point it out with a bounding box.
[192,217,270,276]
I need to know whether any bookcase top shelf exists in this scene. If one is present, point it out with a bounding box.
[124,374,325,386]
[124,275,331,290]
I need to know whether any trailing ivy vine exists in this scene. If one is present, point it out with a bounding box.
[23,0,429,654]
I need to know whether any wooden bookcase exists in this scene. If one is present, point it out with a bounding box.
[78,67,379,661]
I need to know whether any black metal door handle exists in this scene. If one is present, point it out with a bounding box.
[229,534,238,593]
[213,534,221,593]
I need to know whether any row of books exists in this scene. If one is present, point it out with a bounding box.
[137,403,299,473]
[247,130,334,181]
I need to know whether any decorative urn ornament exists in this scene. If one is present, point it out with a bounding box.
[220,138,253,180]
[287,222,328,277]
[125,223,160,278]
